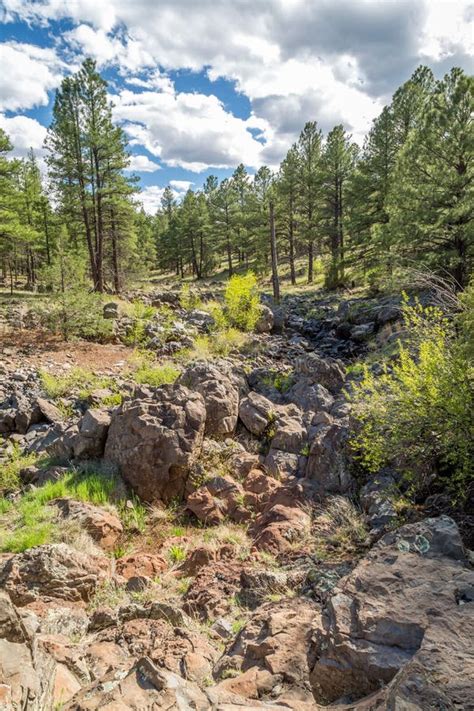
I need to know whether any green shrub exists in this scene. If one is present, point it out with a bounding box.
[349,299,474,499]
[40,368,115,400]
[168,544,186,564]
[131,352,180,386]
[122,301,156,346]
[33,290,113,342]
[224,273,260,331]
[181,284,202,311]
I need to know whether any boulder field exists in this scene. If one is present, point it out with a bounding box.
[0,289,472,710]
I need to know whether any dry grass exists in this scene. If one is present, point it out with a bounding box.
[311,496,369,561]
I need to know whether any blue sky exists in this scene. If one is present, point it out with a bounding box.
[0,0,472,213]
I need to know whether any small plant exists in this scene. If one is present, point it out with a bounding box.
[119,497,148,534]
[0,445,38,495]
[181,284,202,311]
[131,351,180,386]
[224,273,260,331]
[231,618,246,634]
[168,544,186,564]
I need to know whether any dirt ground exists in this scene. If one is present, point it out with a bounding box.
[0,327,134,374]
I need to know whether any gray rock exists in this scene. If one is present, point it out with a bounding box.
[104,384,206,503]
[73,408,111,459]
[178,361,239,437]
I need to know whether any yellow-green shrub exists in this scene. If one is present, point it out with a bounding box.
[349,299,474,499]
[224,273,260,331]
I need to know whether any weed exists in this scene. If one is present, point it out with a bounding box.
[168,544,187,564]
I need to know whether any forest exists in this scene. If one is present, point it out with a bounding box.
[1,60,472,296]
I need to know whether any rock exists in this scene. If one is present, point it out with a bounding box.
[250,503,311,554]
[33,397,64,425]
[255,304,274,333]
[30,422,79,461]
[186,475,248,525]
[264,449,301,479]
[310,516,474,707]
[73,409,111,459]
[187,309,215,331]
[178,361,239,437]
[212,617,233,639]
[350,322,375,342]
[0,544,108,605]
[64,658,210,710]
[215,598,321,705]
[305,422,354,494]
[239,391,275,436]
[178,545,234,577]
[184,562,243,621]
[360,470,398,534]
[104,384,206,503]
[295,353,345,393]
[231,451,259,478]
[116,553,167,581]
[54,499,123,550]
[288,379,334,412]
[103,302,119,319]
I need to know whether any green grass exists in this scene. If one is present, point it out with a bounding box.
[0,468,122,553]
[130,351,180,387]
[40,368,117,400]
[0,446,38,495]
[168,544,186,564]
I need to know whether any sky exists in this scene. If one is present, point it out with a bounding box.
[0,0,472,214]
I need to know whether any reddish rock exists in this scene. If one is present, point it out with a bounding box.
[54,498,123,550]
[116,553,167,580]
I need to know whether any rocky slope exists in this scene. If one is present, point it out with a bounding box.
[0,287,473,710]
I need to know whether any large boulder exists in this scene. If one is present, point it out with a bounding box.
[186,475,248,525]
[255,304,274,333]
[73,408,111,459]
[215,598,321,706]
[305,422,354,494]
[0,593,56,710]
[104,384,206,503]
[294,353,345,393]
[310,516,474,707]
[239,391,275,436]
[63,658,210,710]
[0,544,108,606]
[178,361,239,437]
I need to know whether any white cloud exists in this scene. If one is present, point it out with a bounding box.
[2,0,472,172]
[138,185,166,214]
[169,180,193,192]
[0,42,65,111]
[0,113,48,172]
[0,113,47,154]
[114,87,269,170]
[126,154,161,172]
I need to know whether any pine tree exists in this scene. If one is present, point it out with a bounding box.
[297,122,322,282]
[277,144,300,284]
[320,126,358,287]
[388,68,473,286]
[46,59,135,292]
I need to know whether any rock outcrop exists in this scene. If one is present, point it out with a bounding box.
[104,384,206,502]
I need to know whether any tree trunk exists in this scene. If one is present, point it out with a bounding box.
[307,242,314,283]
[269,201,280,303]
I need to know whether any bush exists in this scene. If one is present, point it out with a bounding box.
[349,298,474,499]
[130,351,180,386]
[224,273,260,331]
[33,290,113,342]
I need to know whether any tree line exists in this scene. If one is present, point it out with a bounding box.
[0,61,472,296]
